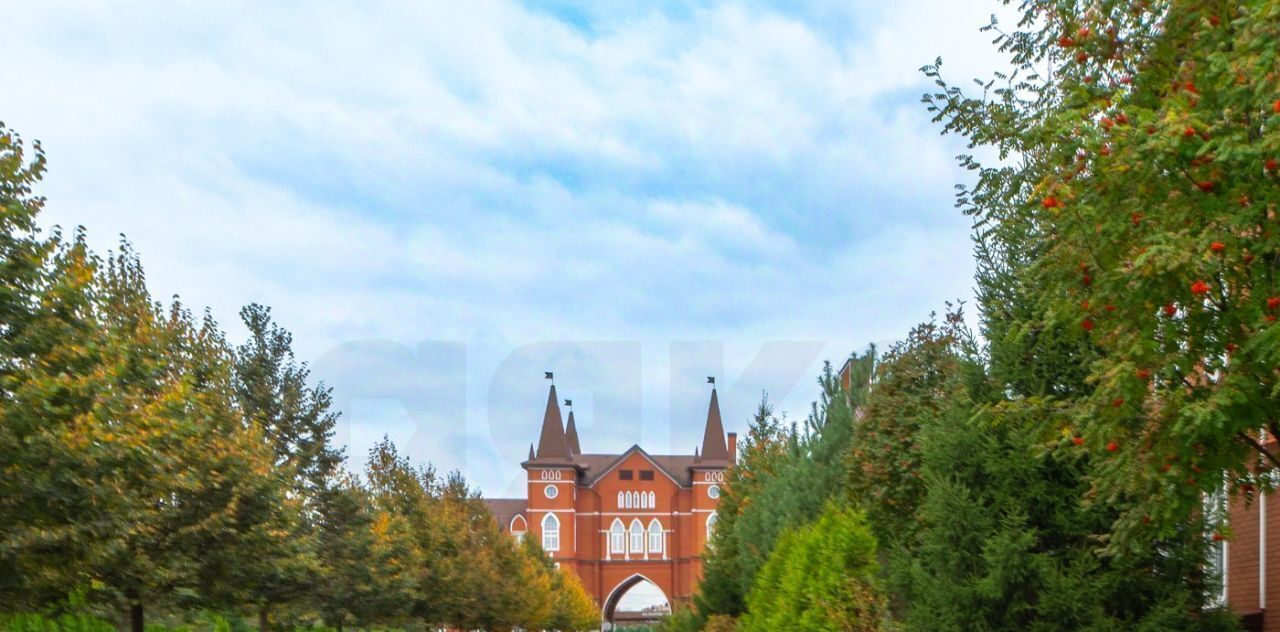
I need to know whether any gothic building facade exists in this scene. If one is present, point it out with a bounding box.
[486,383,735,624]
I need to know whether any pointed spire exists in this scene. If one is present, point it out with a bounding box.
[565,409,581,456]
[700,387,729,461]
[535,384,572,460]
[528,443,535,461]
[695,446,701,462]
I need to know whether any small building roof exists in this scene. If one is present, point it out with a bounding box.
[485,498,528,533]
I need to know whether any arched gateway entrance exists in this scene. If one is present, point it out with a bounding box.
[602,574,671,629]
[484,382,737,625]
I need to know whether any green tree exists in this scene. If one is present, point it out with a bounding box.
[894,398,1237,631]
[738,503,885,632]
[849,311,982,544]
[89,250,282,632]
[696,396,787,619]
[698,352,874,622]
[0,228,102,609]
[547,565,599,632]
[0,124,90,609]
[234,303,342,494]
[311,474,414,630]
[925,0,1280,543]
[231,304,342,629]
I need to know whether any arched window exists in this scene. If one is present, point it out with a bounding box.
[706,512,717,542]
[542,513,559,552]
[625,491,633,508]
[648,491,656,509]
[617,491,625,508]
[648,519,663,554]
[610,519,625,554]
[629,519,644,553]
[510,515,527,543]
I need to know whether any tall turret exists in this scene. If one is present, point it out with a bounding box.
[534,384,572,460]
[699,387,729,462]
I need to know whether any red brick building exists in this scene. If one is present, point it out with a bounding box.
[487,382,735,626]
[1223,460,1278,632]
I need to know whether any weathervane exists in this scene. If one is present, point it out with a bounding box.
[707,376,715,385]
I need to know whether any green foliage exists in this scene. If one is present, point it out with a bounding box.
[849,310,982,544]
[739,503,885,632]
[698,353,874,620]
[2,613,115,632]
[893,398,1238,631]
[653,606,705,632]
[0,120,594,631]
[926,0,1280,545]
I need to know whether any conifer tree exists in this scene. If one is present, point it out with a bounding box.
[738,504,885,632]
[698,352,874,621]
[849,311,981,544]
[895,398,1237,631]
[696,397,786,618]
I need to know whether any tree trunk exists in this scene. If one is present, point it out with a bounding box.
[129,602,143,632]
[258,605,269,632]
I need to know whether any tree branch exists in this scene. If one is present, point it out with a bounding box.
[1236,431,1280,471]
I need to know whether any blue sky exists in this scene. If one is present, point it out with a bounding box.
[3,0,1012,497]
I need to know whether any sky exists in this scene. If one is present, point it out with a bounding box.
[2,0,1014,499]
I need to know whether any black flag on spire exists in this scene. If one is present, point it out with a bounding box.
[707,376,715,385]
[545,371,554,380]
[564,399,572,407]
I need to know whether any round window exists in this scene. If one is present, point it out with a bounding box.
[544,484,559,499]
[707,485,720,499]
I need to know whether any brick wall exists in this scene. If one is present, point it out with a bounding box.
[1226,490,1280,631]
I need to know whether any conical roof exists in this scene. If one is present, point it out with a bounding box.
[535,384,572,460]
[566,410,582,455]
[699,388,729,461]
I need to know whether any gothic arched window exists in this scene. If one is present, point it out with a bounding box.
[610,519,625,554]
[648,519,663,554]
[542,513,560,552]
[629,519,644,553]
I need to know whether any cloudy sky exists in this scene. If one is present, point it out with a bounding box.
[3,0,1012,497]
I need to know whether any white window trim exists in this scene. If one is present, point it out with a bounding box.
[542,513,560,552]
[609,518,625,556]
[647,519,663,555]
[629,519,644,557]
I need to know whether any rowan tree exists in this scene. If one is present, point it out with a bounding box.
[927,0,1280,543]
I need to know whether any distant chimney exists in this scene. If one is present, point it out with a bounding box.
[727,432,738,464]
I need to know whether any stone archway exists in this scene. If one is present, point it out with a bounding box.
[601,573,671,629]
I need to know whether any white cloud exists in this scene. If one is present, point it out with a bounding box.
[1,0,1012,494]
